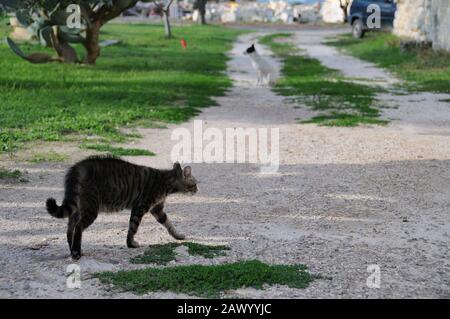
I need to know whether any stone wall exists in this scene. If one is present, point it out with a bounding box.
[321,0,345,23]
[321,0,352,24]
[394,0,450,51]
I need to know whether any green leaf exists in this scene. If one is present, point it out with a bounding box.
[49,9,71,26]
[15,9,32,27]
[5,37,27,59]
[59,26,85,43]
[39,25,53,47]
[1,0,22,10]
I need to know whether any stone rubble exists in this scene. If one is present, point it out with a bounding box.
[394,0,450,52]
[320,0,347,24]
[193,1,323,24]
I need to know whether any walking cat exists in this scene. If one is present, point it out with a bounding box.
[46,156,197,260]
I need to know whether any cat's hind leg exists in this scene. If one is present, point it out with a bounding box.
[151,203,185,240]
[70,201,98,260]
[67,212,79,253]
[127,206,148,248]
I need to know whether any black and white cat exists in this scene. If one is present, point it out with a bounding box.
[244,44,275,86]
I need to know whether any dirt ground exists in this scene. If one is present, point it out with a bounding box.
[0,29,449,298]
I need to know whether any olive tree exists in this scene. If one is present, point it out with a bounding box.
[0,0,150,64]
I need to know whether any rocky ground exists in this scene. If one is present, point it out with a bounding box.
[0,28,449,298]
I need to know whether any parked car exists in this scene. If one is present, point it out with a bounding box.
[349,0,397,38]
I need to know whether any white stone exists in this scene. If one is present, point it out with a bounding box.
[394,0,450,51]
[321,0,345,23]
[294,3,322,23]
[9,17,34,41]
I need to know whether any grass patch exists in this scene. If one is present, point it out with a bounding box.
[29,151,68,163]
[0,23,244,153]
[130,242,230,265]
[184,242,230,259]
[96,260,313,297]
[327,32,450,93]
[130,243,179,265]
[82,143,155,156]
[0,167,26,182]
[261,33,386,126]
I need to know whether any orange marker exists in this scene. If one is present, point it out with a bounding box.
[180,38,187,49]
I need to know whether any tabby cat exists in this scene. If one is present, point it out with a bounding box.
[46,156,198,260]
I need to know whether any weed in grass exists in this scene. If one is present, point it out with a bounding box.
[82,143,155,156]
[0,167,27,182]
[327,33,450,93]
[96,260,313,297]
[130,242,230,265]
[0,23,244,153]
[29,151,68,163]
[261,33,384,126]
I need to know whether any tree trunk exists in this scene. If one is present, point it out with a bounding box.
[342,7,348,23]
[163,11,172,38]
[163,14,172,38]
[340,1,349,23]
[83,22,101,64]
[51,28,78,63]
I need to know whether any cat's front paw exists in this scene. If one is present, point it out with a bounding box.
[71,251,82,260]
[127,240,140,248]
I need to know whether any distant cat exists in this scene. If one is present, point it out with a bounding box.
[46,156,197,260]
[244,44,275,86]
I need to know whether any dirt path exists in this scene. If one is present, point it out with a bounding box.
[1,31,449,298]
[291,29,450,133]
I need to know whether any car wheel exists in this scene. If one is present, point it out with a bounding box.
[352,19,365,39]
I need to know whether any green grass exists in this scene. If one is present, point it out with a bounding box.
[261,33,387,127]
[82,143,155,156]
[130,243,179,265]
[327,32,450,93]
[29,151,68,163]
[0,23,244,153]
[0,167,26,182]
[184,242,230,259]
[96,260,313,297]
[130,242,230,265]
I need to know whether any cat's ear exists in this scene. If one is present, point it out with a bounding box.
[183,166,192,178]
[173,162,182,176]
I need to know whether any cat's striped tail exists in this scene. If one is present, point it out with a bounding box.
[46,198,73,218]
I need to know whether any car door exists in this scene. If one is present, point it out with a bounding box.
[360,0,373,28]
[361,0,382,29]
[379,0,397,28]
